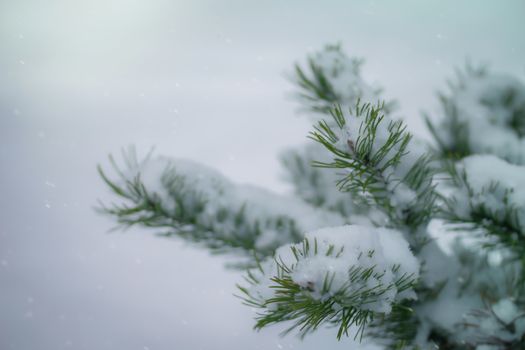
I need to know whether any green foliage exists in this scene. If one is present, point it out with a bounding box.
[294,44,348,113]
[280,146,360,217]
[440,165,525,260]
[294,55,339,114]
[452,243,525,348]
[425,64,525,163]
[237,237,418,341]
[423,65,486,161]
[424,99,471,161]
[309,103,437,237]
[367,301,419,350]
[98,45,525,349]
[97,151,302,258]
[293,44,395,114]
[280,148,335,208]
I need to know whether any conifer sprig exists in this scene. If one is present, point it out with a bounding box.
[280,145,363,217]
[441,165,525,259]
[237,236,418,341]
[292,44,395,114]
[97,44,525,349]
[309,102,437,236]
[97,151,303,257]
[424,64,525,165]
[293,44,348,113]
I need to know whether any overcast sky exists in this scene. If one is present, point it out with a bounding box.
[1,1,524,349]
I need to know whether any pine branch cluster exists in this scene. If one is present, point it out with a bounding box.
[98,45,525,349]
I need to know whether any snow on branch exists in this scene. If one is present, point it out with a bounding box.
[293,44,395,115]
[426,66,525,164]
[98,148,344,257]
[443,242,525,347]
[309,102,436,242]
[443,154,525,257]
[238,225,419,341]
[280,143,369,217]
[96,44,525,349]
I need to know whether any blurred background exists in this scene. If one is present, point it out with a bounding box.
[1,1,524,349]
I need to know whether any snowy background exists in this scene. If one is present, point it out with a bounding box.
[1,1,524,349]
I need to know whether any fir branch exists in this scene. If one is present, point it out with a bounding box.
[425,65,525,165]
[424,101,471,161]
[280,145,364,217]
[367,301,419,349]
[441,165,525,259]
[237,232,418,341]
[293,44,345,114]
[97,150,304,258]
[453,243,525,349]
[309,102,437,240]
[292,44,395,114]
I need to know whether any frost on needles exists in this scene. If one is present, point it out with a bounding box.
[99,45,525,349]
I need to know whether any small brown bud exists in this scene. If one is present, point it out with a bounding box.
[347,139,355,153]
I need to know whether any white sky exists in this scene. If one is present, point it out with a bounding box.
[1,1,524,349]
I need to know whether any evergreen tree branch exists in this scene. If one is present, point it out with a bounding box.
[292,44,395,115]
[280,144,365,217]
[425,65,525,165]
[98,149,342,258]
[237,227,419,341]
[441,159,525,259]
[309,102,437,246]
